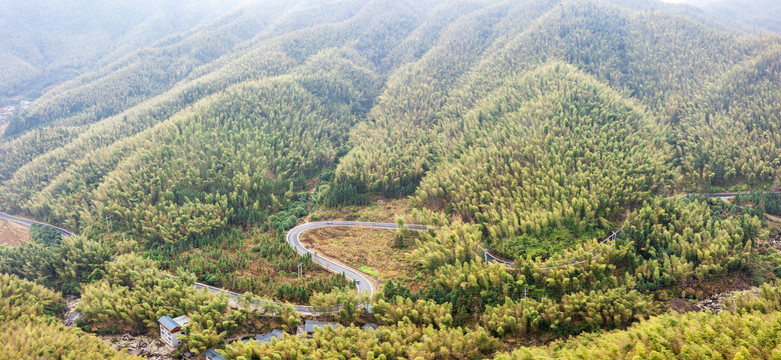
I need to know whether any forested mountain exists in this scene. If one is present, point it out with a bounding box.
[2,0,781,358]
[670,0,781,33]
[673,47,781,188]
[0,0,263,103]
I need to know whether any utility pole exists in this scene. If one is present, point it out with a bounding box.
[105,214,113,230]
[297,263,303,278]
[524,286,527,299]
[483,248,488,263]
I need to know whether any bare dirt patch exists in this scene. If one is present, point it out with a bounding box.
[668,298,701,313]
[0,217,31,246]
[299,226,425,291]
[100,333,175,359]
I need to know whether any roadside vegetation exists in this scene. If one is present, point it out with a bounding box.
[1,0,781,358]
[0,273,142,359]
[299,226,424,291]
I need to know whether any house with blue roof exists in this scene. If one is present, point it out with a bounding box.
[301,320,339,338]
[205,349,225,360]
[157,315,190,348]
[254,329,285,344]
[362,323,378,331]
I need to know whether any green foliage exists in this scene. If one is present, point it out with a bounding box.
[0,235,112,295]
[672,48,781,189]
[497,282,781,359]
[30,223,62,247]
[622,197,760,290]
[0,273,141,359]
[2,0,781,358]
[2,50,383,302]
[482,286,654,338]
[78,254,226,335]
[0,318,144,360]
[310,286,366,324]
[381,279,415,302]
[415,64,668,260]
[0,0,253,103]
[260,302,301,333]
[221,322,499,360]
[734,192,781,216]
[323,182,370,207]
[372,296,454,329]
[407,198,765,337]
[0,273,62,321]
[144,227,351,303]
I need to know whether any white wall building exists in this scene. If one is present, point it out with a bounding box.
[157,315,190,348]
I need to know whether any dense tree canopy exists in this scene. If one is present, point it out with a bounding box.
[0,273,142,359]
[1,0,781,358]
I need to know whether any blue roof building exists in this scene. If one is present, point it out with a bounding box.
[157,315,190,348]
[205,349,225,360]
[255,329,285,343]
[158,316,179,331]
[303,320,339,337]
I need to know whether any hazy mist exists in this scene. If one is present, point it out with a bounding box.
[0,0,254,101]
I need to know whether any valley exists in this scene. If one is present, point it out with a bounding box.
[2,0,781,359]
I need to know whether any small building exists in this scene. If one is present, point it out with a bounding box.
[204,349,225,360]
[361,323,378,331]
[158,315,190,348]
[254,329,285,344]
[302,320,339,338]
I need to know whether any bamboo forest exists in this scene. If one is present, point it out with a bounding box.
[1,0,781,359]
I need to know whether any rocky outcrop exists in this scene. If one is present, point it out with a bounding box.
[697,286,761,313]
[101,333,177,359]
[62,296,81,326]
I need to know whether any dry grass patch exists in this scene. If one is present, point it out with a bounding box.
[299,226,425,291]
[0,218,30,247]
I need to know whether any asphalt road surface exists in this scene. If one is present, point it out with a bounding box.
[1,191,769,312]
[286,221,427,298]
[0,211,427,314]
[0,211,73,237]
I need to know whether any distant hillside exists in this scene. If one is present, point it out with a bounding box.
[0,0,254,102]
[665,0,781,33]
[1,0,779,256]
[3,0,781,358]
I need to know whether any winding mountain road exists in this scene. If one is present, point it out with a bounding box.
[0,211,73,238]
[191,221,428,314]
[479,192,766,270]
[0,210,424,314]
[286,221,427,297]
[0,191,759,313]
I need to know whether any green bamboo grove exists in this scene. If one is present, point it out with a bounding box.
[1,0,781,358]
